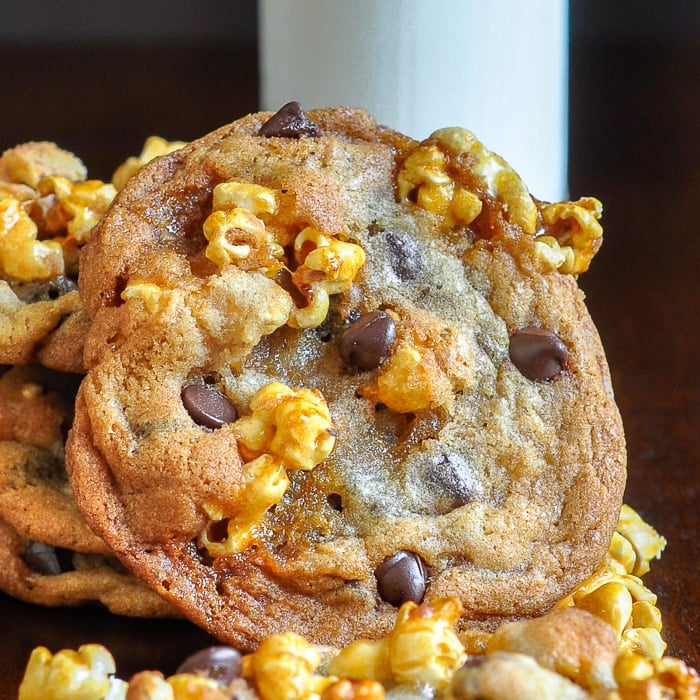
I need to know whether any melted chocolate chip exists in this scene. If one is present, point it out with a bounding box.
[509,326,569,380]
[425,453,477,511]
[259,101,320,138]
[339,311,396,371]
[22,542,74,575]
[11,275,78,303]
[181,384,237,429]
[375,550,426,606]
[176,646,242,684]
[384,228,423,281]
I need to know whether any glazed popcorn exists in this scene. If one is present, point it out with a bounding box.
[199,381,335,556]
[0,196,64,281]
[127,670,230,700]
[371,345,442,413]
[204,207,273,266]
[242,632,335,700]
[203,180,283,274]
[609,504,667,577]
[612,653,700,700]
[235,381,336,471]
[198,454,290,556]
[328,598,466,688]
[119,280,176,315]
[396,143,483,227]
[212,180,278,217]
[556,504,668,660]
[535,197,604,275]
[37,175,117,244]
[289,227,366,329]
[18,644,127,700]
[111,135,187,191]
[431,127,538,234]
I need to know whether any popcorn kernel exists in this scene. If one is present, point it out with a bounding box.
[388,598,467,687]
[18,644,125,700]
[199,454,290,556]
[0,196,64,281]
[432,127,538,234]
[213,181,278,216]
[236,382,336,471]
[112,136,186,190]
[243,632,334,700]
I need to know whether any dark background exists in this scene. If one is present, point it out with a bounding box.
[0,0,698,691]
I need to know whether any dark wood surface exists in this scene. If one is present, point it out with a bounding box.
[1,30,698,696]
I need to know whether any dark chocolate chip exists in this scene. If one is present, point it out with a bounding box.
[339,310,396,371]
[375,550,426,606]
[508,326,569,380]
[259,101,320,138]
[181,384,237,429]
[384,228,423,281]
[176,646,242,684]
[11,275,78,303]
[425,453,476,511]
[22,542,74,575]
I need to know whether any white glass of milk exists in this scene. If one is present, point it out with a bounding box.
[259,0,569,201]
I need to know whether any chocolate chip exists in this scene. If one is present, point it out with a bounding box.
[509,326,569,380]
[384,228,423,281]
[339,311,396,371]
[22,542,74,575]
[259,101,320,138]
[176,646,242,684]
[375,550,426,606]
[425,453,477,511]
[11,275,77,303]
[181,384,237,429]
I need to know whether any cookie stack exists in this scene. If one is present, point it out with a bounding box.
[10,104,691,698]
[0,139,179,617]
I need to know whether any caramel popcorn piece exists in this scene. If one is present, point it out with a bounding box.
[329,598,466,689]
[0,196,64,281]
[432,127,538,234]
[242,631,335,700]
[535,197,604,275]
[18,644,127,700]
[199,381,335,556]
[0,141,87,187]
[112,136,186,191]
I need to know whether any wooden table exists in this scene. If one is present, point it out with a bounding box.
[1,32,698,696]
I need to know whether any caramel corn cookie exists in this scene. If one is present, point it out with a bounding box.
[0,519,177,617]
[67,104,626,649]
[0,365,177,616]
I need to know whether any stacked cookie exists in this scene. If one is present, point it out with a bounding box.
[0,139,179,617]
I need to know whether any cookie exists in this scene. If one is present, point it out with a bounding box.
[0,365,176,617]
[0,518,177,617]
[0,281,87,372]
[67,103,626,649]
[447,652,590,700]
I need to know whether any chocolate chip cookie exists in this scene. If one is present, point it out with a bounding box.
[67,104,626,649]
[0,365,175,616]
